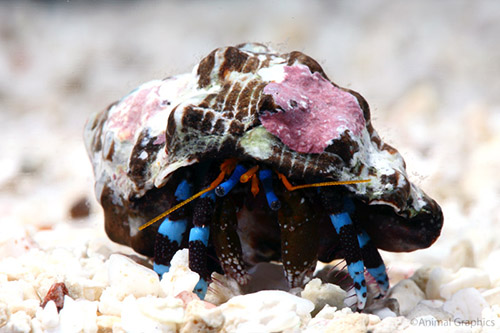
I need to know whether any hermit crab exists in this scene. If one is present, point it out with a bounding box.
[84,43,443,310]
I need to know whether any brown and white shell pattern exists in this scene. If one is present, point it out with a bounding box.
[84,43,434,229]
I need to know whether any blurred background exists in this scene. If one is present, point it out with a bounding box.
[1,0,499,279]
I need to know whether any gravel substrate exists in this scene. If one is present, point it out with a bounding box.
[1,1,500,332]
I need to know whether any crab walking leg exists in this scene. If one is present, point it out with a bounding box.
[189,226,210,297]
[278,190,319,288]
[345,196,389,295]
[153,179,192,276]
[189,190,216,298]
[258,169,281,211]
[356,229,389,295]
[329,210,367,310]
[320,191,367,310]
[211,197,249,284]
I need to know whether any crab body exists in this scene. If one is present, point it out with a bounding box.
[84,44,443,309]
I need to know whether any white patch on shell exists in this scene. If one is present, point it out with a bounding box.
[257,64,287,83]
[408,183,429,217]
[239,126,275,160]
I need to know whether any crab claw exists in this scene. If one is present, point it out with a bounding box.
[277,190,319,288]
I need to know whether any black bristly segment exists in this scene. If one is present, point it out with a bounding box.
[154,233,182,266]
[337,224,363,272]
[211,195,249,285]
[189,238,210,279]
[278,190,319,288]
[188,167,219,298]
[192,196,216,228]
[189,223,211,297]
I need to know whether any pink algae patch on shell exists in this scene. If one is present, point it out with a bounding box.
[259,64,366,154]
[106,83,164,142]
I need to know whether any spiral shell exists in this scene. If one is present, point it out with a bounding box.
[84,43,442,255]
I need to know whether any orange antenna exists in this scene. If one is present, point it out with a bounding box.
[277,172,370,192]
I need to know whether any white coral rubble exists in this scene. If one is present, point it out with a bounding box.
[2,237,500,332]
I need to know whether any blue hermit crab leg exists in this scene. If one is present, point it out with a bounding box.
[153,179,192,276]
[211,196,249,285]
[343,197,389,296]
[356,229,389,295]
[189,190,216,298]
[322,191,367,310]
[258,169,281,211]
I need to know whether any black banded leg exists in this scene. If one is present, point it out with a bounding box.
[278,190,318,288]
[189,225,210,297]
[189,190,216,298]
[347,196,389,296]
[212,197,249,284]
[329,210,367,310]
[357,229,389,295]
[154,179,192,277]
[320,190,367,310]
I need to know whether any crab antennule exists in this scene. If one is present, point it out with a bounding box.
[215,165,247,197]
[356,229,389,295]
[258,169,281,211]
[240,165,259,183]
[250,174,260,197]
[153,180,192,276]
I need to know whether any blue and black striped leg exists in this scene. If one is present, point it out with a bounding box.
[320,190,367,310]
[258,169,281,211]
[329,209,367,310]
[345,197,389,296]
[189,190,216,299]
[189,226,210,298]
[154,179,192,277]
[357,229,389,296]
